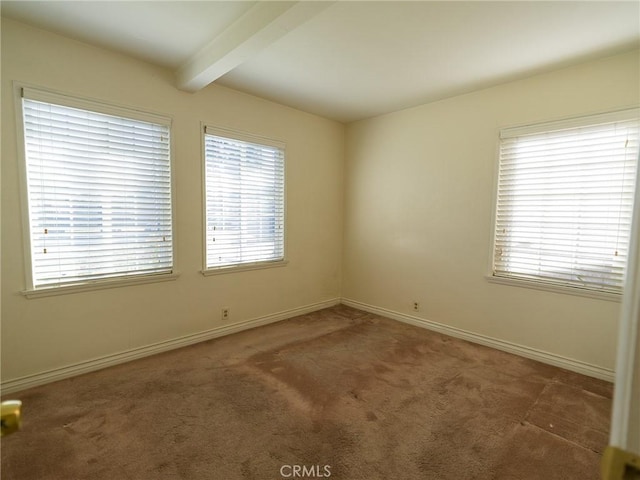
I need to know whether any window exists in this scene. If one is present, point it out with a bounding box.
[20,88,174,292]
[203,126,285,272]
[492,108,639,296]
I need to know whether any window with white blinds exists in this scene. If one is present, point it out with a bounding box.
[492,108,640,295]
[21,88,174,290]
[203,126,285,271]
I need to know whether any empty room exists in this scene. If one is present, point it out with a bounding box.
[1,1,639,479]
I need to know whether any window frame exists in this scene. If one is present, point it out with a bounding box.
[15,83,179,297]
[200,124,287,276]
[486,107,640,301]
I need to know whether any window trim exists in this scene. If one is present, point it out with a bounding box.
[485,273,621,302]
[21,272,180,299]
[200,123,287,276]
[487,106,639,300]
[14,83,179,296]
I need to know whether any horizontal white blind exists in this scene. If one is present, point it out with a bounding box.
[494,109,639,294]
[204,129,284,269]
[23,94,173,288]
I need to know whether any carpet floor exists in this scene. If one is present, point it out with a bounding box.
[1,305,612,479]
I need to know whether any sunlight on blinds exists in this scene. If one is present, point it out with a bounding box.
[494,109,639,294]
[23,94,173,288]
[204,129,285,269]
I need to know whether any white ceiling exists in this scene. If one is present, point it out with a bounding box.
[2,1,639,123]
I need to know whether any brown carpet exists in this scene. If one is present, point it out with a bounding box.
[1,305,612,479]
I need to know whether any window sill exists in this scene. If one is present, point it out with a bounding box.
[485,274,622,302]
[202,260,288,276]
[22,272,180,299]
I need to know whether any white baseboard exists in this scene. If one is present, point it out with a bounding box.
[1,298,340,395]
[341,298,615,382]
[2,296,613,394]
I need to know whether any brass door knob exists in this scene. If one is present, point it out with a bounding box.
[1,400,22,437]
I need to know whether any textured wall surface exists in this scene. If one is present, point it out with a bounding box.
[1,18,344,382]
[343,50,640,371]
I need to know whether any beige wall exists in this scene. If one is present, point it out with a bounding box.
[343,50,640,373]
[2,17,638,388]
[1,19,344,383]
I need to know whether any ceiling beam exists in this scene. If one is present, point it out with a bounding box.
[176,1,334,93]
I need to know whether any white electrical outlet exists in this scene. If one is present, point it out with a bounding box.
[222,308,230,320]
